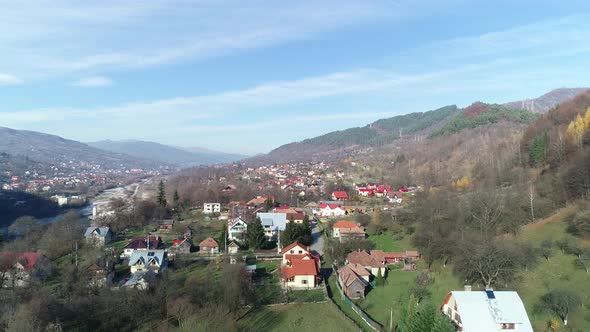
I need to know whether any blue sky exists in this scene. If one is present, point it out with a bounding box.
[1,1,590,154]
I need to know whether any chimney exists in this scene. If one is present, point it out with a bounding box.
[464,285,472,292]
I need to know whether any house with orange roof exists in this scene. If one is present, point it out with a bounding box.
[199,237,219,254]
[280,241,320,289]
[338,263,370,299]
[346,250,386,277]
[332,221,365,242]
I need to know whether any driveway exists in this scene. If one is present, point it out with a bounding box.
[310,221,324,256]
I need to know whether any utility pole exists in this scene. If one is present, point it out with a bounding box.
[389,307,393,332]
[75,241,78,267]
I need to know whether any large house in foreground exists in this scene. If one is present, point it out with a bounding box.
[441,290,534,332]
[280,242,320,289]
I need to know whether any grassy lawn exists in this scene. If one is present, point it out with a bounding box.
[286,288,325,303]
[508,206,590,331]
[367,231,413,252]
[326,273,374,332]
[357,262,462,327]
[238,303,357,332]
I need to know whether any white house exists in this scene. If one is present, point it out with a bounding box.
[228,217,248,242]
[257,212,287,240]
[280,242,320,289]
[441,290,534,332]
[318,203,346,217]
[203,203,221,214]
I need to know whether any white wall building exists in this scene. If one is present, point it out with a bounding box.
[203,203,221,214]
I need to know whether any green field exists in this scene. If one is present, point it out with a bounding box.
[367,231,413,252]
[510,207,590,331]
[238,303,358,332]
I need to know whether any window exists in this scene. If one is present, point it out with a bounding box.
[500,323,515,330]
[298,250,303,254]
[302,279,308,284]
[290,250,294,254]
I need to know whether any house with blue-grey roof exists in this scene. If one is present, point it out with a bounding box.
[128,250,168,274]
[441,289,533,332]
[256,212,287,240]
[84,227,114,247]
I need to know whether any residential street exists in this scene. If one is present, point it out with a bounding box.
[310,221,324,256]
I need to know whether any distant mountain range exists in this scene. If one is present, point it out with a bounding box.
[504,87,589,113]
[253,88,588,163]
[0,127,157,169]
[87,140,247,166]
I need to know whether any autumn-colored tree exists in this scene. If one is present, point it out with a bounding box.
[566,108,590,149]
[453,176,471,190]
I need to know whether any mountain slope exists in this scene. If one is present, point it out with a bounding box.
[504,87,589,113]
[259,105,460,162]
[0,127,156,168]
[88,140,245,166]
[431,103,539,137]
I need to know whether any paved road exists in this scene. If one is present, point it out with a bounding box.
[310,221,324,256]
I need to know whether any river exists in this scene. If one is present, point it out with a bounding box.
[40,178,150,224]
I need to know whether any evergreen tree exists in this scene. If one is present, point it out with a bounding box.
[157,180,167,207]
[281,222,299,245]
[265,197,274,211]
[247,217,266,250]
[173,189,180,208]
[376,267,384,287]
[219,222,228,252]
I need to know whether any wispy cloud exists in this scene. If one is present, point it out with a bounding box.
[71,76,113,87]
[0,1,392,79]
[0,73,22,85]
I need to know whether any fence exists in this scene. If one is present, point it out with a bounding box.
[332,264,384,332]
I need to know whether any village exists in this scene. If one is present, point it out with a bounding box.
[1,167,536,331]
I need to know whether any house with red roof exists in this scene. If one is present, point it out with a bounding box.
[332,221,365,242]
[0,252,50,288]
[169,238,192,255]
[331,191,349,201]
[199,237,219,254]
[318,203,345,217]
[280,242,320,289]
[121,236,162,258]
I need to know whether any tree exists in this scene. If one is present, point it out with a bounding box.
[398,299,454,332]
[157,180,167,207]
[172,190,180,208]
[247,217,266,250]
[538,289,582,326]
[574,250,590,273]
[376,267,384,287]
[454,240,519,288]
[540,239,553,261]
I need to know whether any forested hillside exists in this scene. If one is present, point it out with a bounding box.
[431,103,538,137]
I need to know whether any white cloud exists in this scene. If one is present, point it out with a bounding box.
[0,73,22,85]
[71,76,113,87]
[0,1,394,78]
